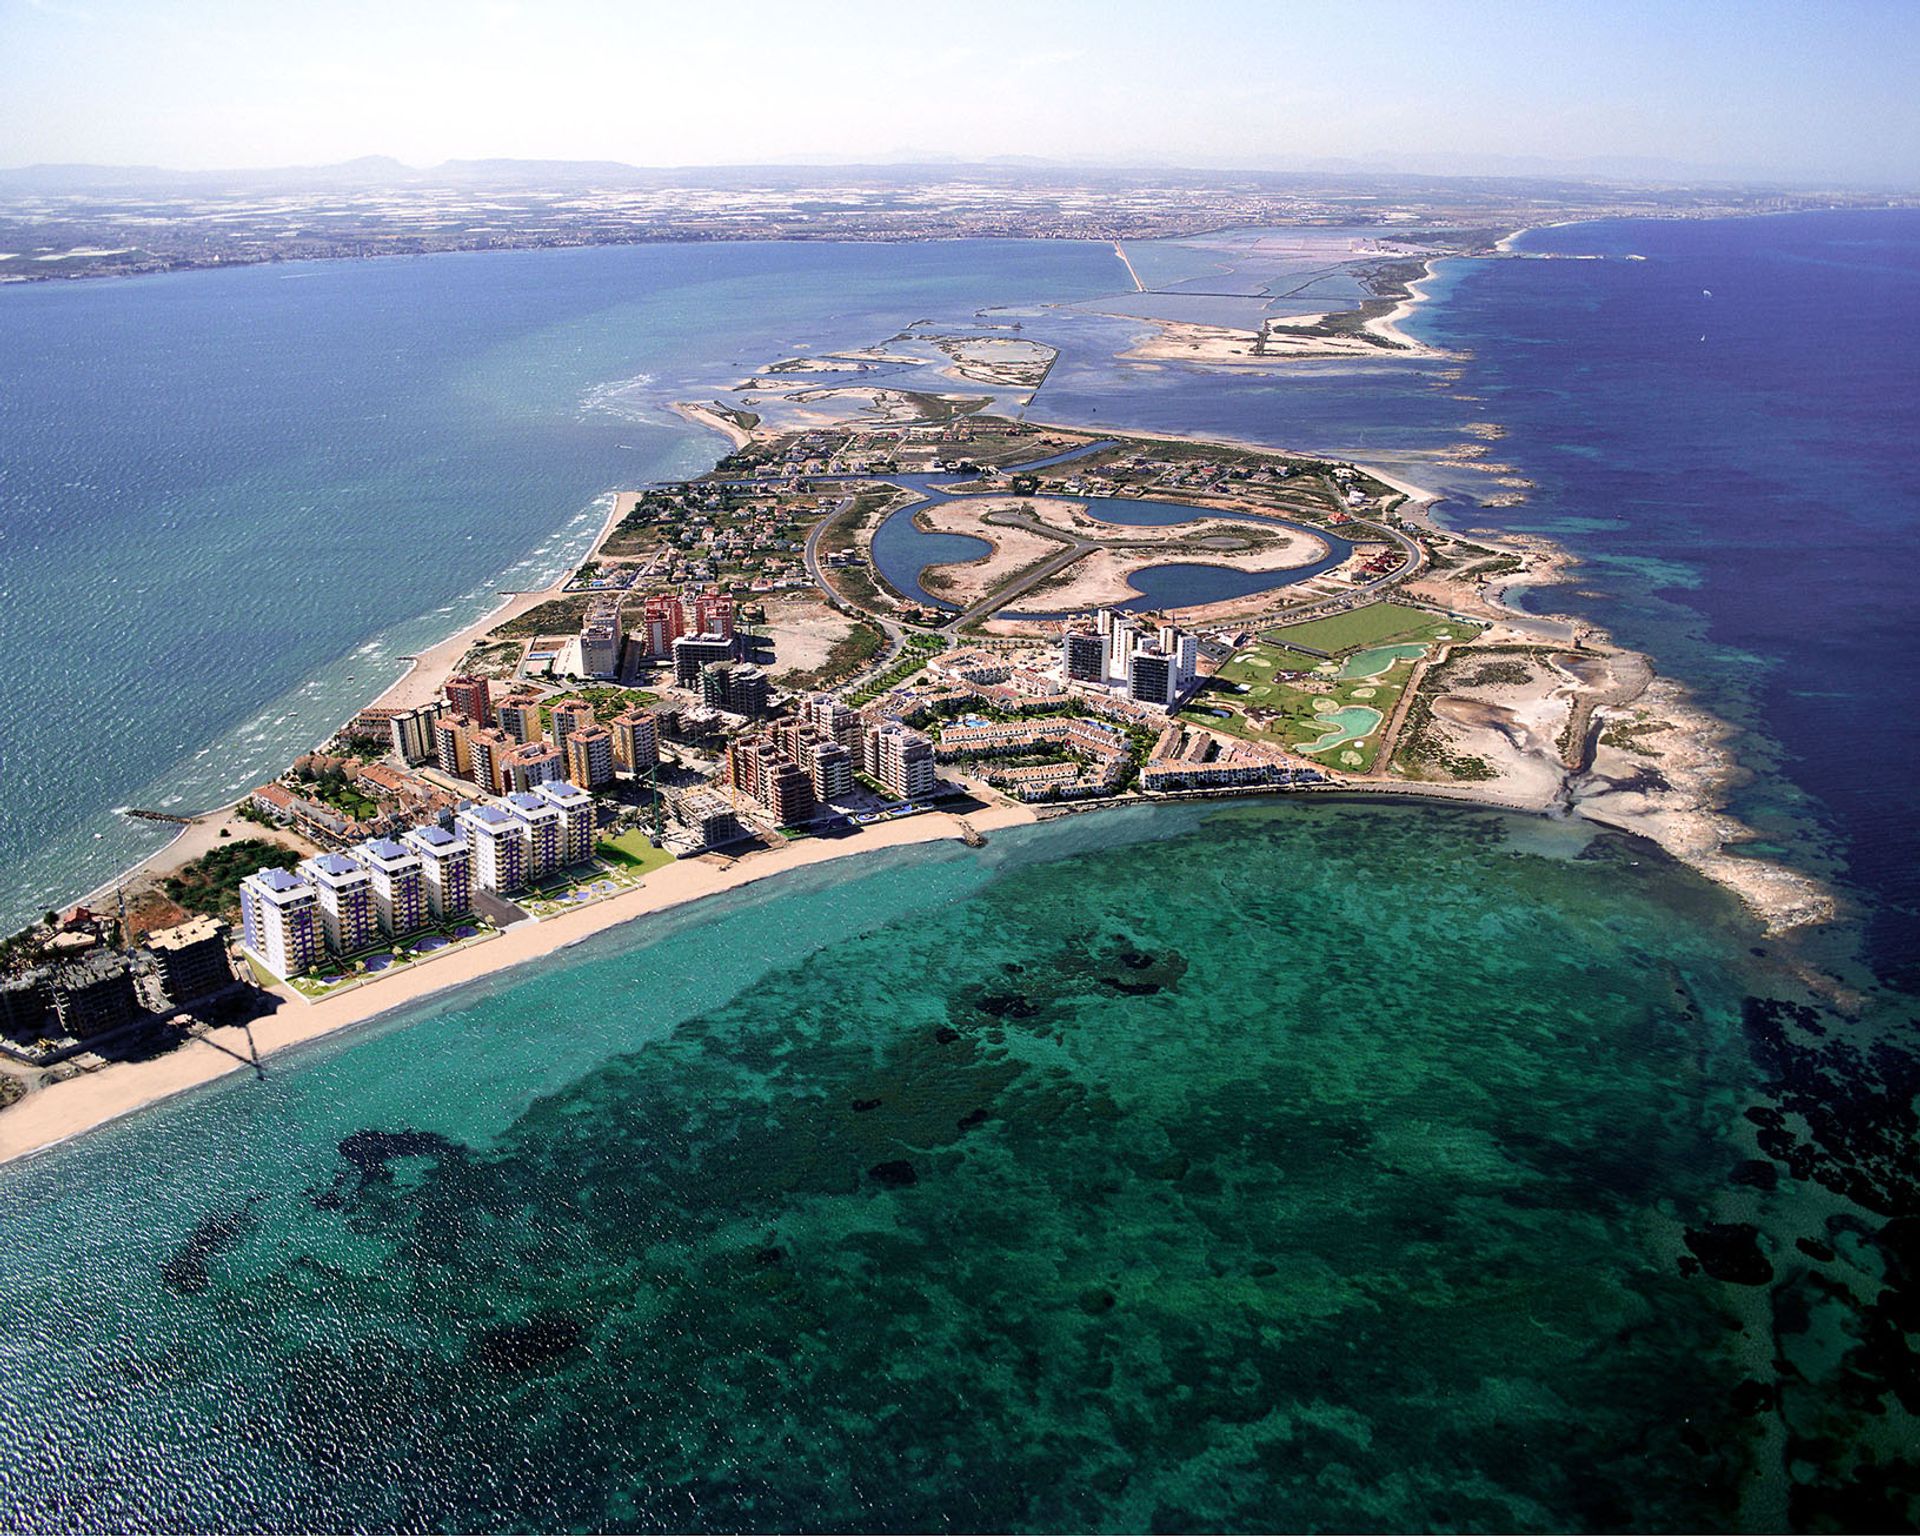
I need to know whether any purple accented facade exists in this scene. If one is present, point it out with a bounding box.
[403,824,473,920]
[239,866,322,979]
[357,837,428,939]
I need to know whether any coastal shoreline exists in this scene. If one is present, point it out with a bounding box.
[67,489,636,919]
[9,219,1837,1167]
[49,233,1463,932]
[1362,257,1445,349]
[0,800,1037,1167]
[1030,402,1832,937]
[671,401,754,450]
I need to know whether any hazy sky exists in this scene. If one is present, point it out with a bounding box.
[2,0,1916,185]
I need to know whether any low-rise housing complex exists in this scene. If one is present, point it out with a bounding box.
[1140,724,1323,792]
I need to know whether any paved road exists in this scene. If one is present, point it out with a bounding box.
[1245,514,1425,631]
[939,539,1089,634]
[803,491,912,690]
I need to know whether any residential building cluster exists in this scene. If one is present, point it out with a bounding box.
[237,777,600,980]
[617,481,816,595]
[377,674,662,805]
[1023,447,1308,504]
[1140,724,1327,793]
[935,716,1132,802]
[1,912,241,1062]
[1060,610,1200,709]
[721,693,933,825]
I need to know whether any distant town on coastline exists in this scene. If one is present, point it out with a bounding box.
[1,156,1909,285]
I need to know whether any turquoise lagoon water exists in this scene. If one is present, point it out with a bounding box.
[1298,706,1383,753]
[1338,644,1428,680]
[0,800,1873,1532]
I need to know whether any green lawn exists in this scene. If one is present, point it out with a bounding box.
[518,851,664,919]
[1183,639,1433,773]
[595,831,676,877]
[1264,601,1470,656]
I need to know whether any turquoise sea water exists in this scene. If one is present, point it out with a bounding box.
[2,216,1917,1531]
[0,800,1876,1532]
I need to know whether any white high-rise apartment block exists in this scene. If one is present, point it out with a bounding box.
[298,852,380,954]
[864,723,937,800]
[355,837,428,939]
[458,803,528,893]
[533,780,597,866]
[387,702,442,766]
[402,824,473,920]
[239,867,322,980]
[503,792,566,881]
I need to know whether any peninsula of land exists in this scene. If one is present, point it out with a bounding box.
[0,233,1833,1165]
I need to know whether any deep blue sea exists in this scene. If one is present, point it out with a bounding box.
[1031,210,1920,989]
[1,214,1917,1531]
[1438,214,1920,986]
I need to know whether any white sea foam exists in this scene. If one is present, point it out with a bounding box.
[579,371,660,424]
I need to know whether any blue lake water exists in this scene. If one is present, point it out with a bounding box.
[869,483,1354,614]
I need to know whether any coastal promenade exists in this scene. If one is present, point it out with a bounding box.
[0,801,1034,1167]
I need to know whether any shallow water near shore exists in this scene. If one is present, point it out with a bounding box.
[0,239,1123,929]
[0,798,1907,1532]
[2,209,1917,1534]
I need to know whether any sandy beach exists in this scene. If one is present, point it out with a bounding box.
[0,799,1036,1166]
[68,488,642,918]
[1362,258,1442,349]
[671,401,754,449]
[370,489,634,713]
